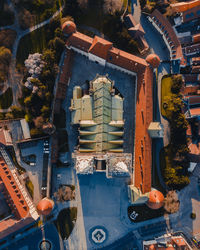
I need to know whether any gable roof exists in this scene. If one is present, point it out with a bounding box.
[88,36,113,59]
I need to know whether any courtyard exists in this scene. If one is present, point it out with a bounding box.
[61,51,137,249]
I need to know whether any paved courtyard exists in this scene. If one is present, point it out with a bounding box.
[61,52,137,249]
[20,140,45,204]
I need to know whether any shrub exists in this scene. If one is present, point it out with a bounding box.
[190,212,196,220]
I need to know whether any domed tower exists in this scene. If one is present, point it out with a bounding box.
[62,21,76,36]
[37,197,54,216]
[146,54,160,68]
[146,189,164,209]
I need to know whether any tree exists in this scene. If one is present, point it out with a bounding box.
[41,105,50,118]
[34,116,44,128]
[103,0,122,14]
[0,46,11,66]
[139,0,146,9]
[30,128,43,138]
[5,112,13,119]
[171,74,183,94]
[10,105,24,118]
[25,113,33,123]
[24,96,32,107]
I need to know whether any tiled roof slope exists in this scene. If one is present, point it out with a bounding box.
[182,5,200,23]
[134,66,153,193]
[67,34,148,70]
[0,158,29,219]
[171,0,200,12]
[150,10,184,63]
[89,36,112,59]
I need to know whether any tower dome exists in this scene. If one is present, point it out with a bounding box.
[147,189,164,209]
[37,197,54,216]
[146,54,160,68]
[62,21,76,35]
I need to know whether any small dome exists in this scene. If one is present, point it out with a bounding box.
[62,21,76,35]
[147,190,164,209]
[37,198,54,216]
[146,54,160,68]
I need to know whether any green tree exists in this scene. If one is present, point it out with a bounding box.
[10,105,24,118]
[24,96,32,107]
[41,105,50,118]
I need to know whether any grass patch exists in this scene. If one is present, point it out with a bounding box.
[0,87,13,109]
[55,207,77,240]
[161,76,173,118]
[25,179,34,199]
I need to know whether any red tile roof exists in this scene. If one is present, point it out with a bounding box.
[182,5,200,23]
[193,34,200,44]
[67,33,148,70]
[147,190,164,209]
[0,159,29,219]
[134,66,153,193]
[171,0,200,12]
[188,95,200,104]
[37,198,53,216]
[183,86,199,95]
[183,74,200,82]
[151,10,184,63]
[62,21,76,35]
[67,31,93,52]
[146,54,160,68]
[190,108,200,117]
[184,43,200,55]
[192,65,200,73]
[88,36,112,60]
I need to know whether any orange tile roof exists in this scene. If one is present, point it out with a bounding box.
[134,66,153,193]
[107,46,148,71]
[189,95,200,104]
[184,43,200,55]
[62,21,76,35]
[186,124,192,136]
[0,129,7,145]
[172,237,187,246]
[88,36,112,60]
[37,198,53,216]
[182,5,200,23]
[67,31,93,52]
[67,32,148,70]
[183,86,199,95]
[171,0,200,13]
[190,108,200,117]
[193,34,200,44]
[183,74,200,82]
[151,10,184,63]
[0,159,29,219]
[192,65,200,73]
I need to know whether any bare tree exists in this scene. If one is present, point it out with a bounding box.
[77,0,88,9]
[103,0,122,14]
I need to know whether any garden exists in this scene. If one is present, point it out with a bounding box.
[160,74,190,190]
